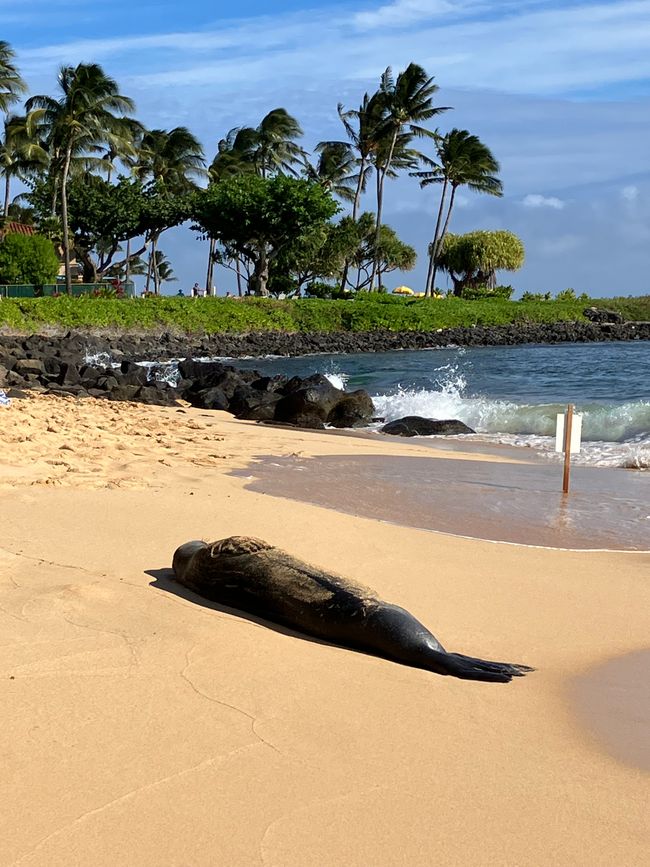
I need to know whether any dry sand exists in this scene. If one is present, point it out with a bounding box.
[1,393,648,867]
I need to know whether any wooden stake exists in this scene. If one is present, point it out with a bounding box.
[562,403,574,494]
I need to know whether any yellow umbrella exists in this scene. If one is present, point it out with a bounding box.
[392,286,414,295]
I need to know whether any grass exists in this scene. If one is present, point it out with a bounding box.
[0,294,649,335]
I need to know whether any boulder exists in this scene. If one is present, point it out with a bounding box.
[274,375,343,427]
[326,390,375,428]
[57,362,81,386]
[14,358,45,376]
[229,385,282,421]
[192,386,230,411]
[583,307,624,324]
[381,416,475,437]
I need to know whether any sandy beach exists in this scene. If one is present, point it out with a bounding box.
[1,393,648,866]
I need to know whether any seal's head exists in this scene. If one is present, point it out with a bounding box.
[172,540,208,583]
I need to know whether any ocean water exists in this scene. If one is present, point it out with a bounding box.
[89,341,650,470]
[224,341,650,470]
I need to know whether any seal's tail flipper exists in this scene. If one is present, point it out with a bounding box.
[446,652,535,683]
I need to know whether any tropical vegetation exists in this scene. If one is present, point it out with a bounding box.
[0,43,531,299]
[1,294,648,334]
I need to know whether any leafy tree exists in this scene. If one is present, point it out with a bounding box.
[1,112,49,216]
[304,142,358,203]
[131,126,204,292]
[0,232,60,284]
[412,129,502,295]
[349,215,417,290]
[436,230,524,296]
[319,94,382,290]
[269,215,364,295]
[368,64,448,288]
[0,42,27,115]
[192,174,338,296]
[26,63,136,294]
[30,174,190,282]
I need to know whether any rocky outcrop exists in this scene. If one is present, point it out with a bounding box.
[381,416,475,437]
[1,319,649,366]
[583,307,624,324]
[0,335,376,430]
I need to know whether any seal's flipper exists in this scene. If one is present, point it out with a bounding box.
[446,652,535,682]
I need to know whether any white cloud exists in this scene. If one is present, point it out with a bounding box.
[18,1,650,98]
[621,184,639,201]
[354,0,457,29]
[522,194,566,209]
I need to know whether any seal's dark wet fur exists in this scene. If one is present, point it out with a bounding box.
[172,536,533,683]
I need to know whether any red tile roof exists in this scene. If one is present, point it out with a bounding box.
[0,221,36,238]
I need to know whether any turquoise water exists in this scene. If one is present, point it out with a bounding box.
[228,341,650,468]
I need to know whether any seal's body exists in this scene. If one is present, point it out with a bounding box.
[172,536,533,683]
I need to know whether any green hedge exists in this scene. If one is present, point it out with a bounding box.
[0,294,648,334]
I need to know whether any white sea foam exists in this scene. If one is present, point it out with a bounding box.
[371,368,650,469]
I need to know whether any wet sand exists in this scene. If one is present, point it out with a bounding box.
[233,452,650,550]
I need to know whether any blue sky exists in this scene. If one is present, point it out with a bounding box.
[4,0,650,296]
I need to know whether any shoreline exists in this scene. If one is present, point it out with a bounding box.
[2,393,649,865]
[2,321,650,361]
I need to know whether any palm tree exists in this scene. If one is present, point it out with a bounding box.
[26,63,136,294]
[305,142,358,203]
[211,109,304,180]
[0,42,27,115]
[131,126,205,293]
[412,129,502,295]
[319,94,382,290]
[133,126,205,193]
[99,117,143,183]
[1,111,49,216]
[368,63,449,290]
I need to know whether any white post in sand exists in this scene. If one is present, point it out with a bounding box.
[555,404,583,494]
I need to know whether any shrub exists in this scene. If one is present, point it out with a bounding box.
[459,284,514,300]
[0,233,61,285]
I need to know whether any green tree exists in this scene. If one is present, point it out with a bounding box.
[412,129,502,295]
[350,215,417,291]
[304,142,358,203]
[436,230,524,296]
[368,64,448,289]
[0,232,60,284]
[1,111,49,216]
[131,126,204,292]
[31,174,190,282]
[269,215,364,295]
[319,94,383,291]
[0,42,27,115]
[26,63,136,294]
[192,174,338,296]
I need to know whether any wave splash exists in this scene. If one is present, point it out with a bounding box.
[368,366,650,469]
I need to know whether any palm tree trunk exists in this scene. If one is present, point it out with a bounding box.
[60,146,74,296]
[50,176,59,217]
[152,237,160,294]
[205,237,216,296]
[339,156,367,293]
[432,184,457,296]
[369,131,398,291]
[3,172,11,217]
[236,256,243,296]
[424,177,448,297]
[145,241,153,294]
[125,238,131,289]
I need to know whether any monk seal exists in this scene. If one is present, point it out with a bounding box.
[172,536,533,683]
